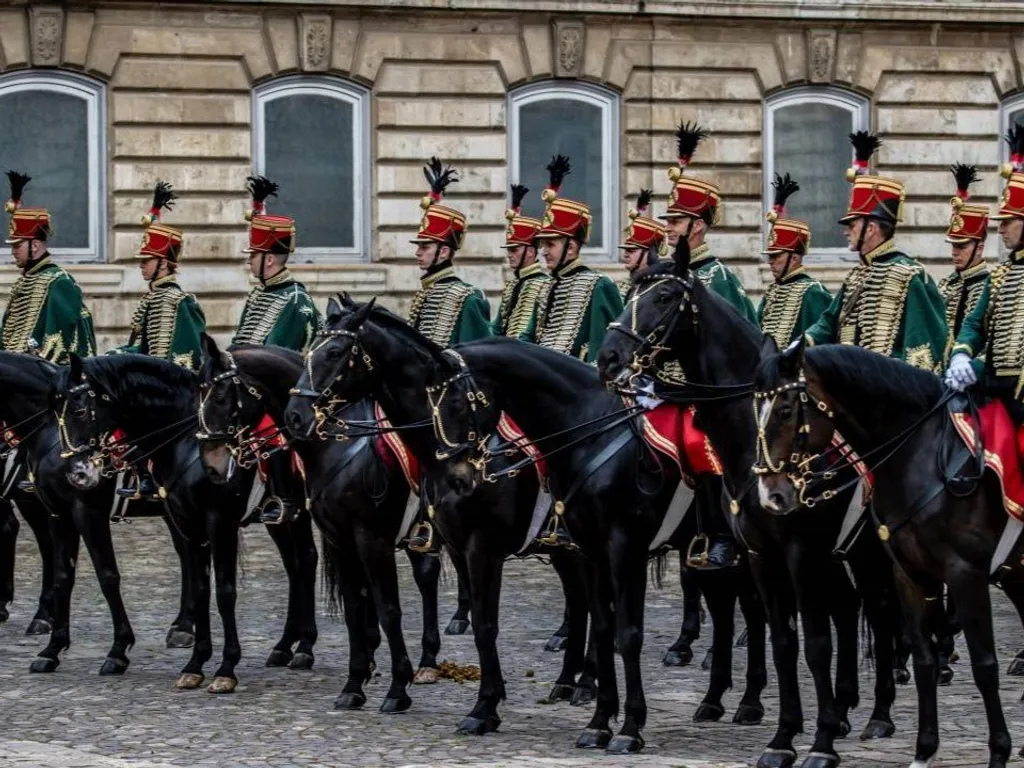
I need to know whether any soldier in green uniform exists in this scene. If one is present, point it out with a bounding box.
[757,173,832,347]
[660,123,757,324]
[493,183,550,340]
[804,131,947,371]
[233,176,321,524]
[617,189,665,301]
[406,158,492,552]
[938,163,991,351]
[2,171,96,363]
[533,155,623,363]
[109,182,207,500]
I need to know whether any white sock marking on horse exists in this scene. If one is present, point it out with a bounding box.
[909,757,935,768]
[757,477,779,511]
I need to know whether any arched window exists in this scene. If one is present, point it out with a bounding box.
[0,71,106,261]
[253,75,370,262]
[508,81,620,257]
[764,87,870,260]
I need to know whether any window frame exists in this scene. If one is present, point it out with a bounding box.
[763,86,870,264]
[0,70,106,262]
[1000,92,1024,162]
[508,80,620,260]
[252,75,371,263]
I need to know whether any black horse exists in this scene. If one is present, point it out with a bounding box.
[595,246,906,768]
[291,299,768,752]
[53,352,317,691]
[755,339,1024,768]
[285,298,603,736]
[196,336,479,709]
[0,466,56,635]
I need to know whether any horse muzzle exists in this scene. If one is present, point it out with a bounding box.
[66,456,101,490]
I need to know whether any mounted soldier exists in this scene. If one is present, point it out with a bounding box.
[109,181,207,500]
[533,155,623,363]
[1,171,95,363]
[757,173,832,347]
[492,183,550,340]
[233,176,321,524]
[617,188,665,301]
[804,131,947,369]
[406,157,492,553]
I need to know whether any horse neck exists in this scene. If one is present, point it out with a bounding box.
[237,351,300,425]
[103,366,196,440]
[0,363,50,425]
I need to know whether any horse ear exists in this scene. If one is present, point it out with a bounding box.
[351,297,376,327]
[759,333,779,361]
[779,336,806,378]
[199,333,221,379]
[671,234,691,275]
[326,296,344,325]
[68,352,83,383]
[339,292,358,310]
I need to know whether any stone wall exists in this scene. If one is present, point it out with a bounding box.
[0,1,1021,348]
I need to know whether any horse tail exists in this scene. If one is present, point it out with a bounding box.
[861,609,875,669]
[648,551,668,590]
[320,533,343,617]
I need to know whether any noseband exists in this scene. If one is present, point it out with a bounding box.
[57,377,108,462]
[196,352,276,468]
[426,349,490,463]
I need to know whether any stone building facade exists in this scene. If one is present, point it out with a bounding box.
[1,0,1023,349]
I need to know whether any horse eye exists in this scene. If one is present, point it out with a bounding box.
[326,347,343,363]
[656,291,673,305]
[777,406,794,421]
[213,389,228,405]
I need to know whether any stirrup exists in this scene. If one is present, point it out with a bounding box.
[406,521,436,554]
[260,497,299,525]
[16,480,36,494]
[685,534,710,569]
[537,504,577,550]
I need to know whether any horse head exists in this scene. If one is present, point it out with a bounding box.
[53,353,114,490]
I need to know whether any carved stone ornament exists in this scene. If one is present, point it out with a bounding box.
[302,15,331,71]
[809,30,836,83]
[31,7,64,66]
[553,21,584,78]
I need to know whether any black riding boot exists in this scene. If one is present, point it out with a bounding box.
[260,451,303,525]
[117,469,161,501]
[686,475,739,570]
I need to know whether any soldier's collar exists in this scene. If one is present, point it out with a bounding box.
[690,243,713,266]
[778,266,807,284]
[261,268,293,289]
[554,257,586,279]
[959,260,989,281]
[517,261,546,279]
[1011,250,1024,265]
[860,239,897,266]
[149,274,179,291]
[421,264,456,289]
[24,255,52,276]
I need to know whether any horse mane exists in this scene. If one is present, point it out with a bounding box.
[78,354,197,412]
[365,304,449,367]
[461,336,603,391]
[0,351,58,389]
[228,344,304,407]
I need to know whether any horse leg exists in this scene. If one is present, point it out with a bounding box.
[206,515,241,693]
[288,512,318,669]
[72,501,135,676]
[30,511,78,673]
[334,545,374,710]
[15,496,57,634]
[0,500,17,623]
[576,557,618,750]
[547,549,588,702]
[456,541,505,734]
[693,570,735,722]
[606,545,649,754]
[405,548,442,682]
[175,534,212,690]
[1002,584,1024,678]
[828,563,860,738]
[947,571,1011,767]
[162,513,195,648]
[665,554,700,666]
[734,562,767,726]
[445,547,472,636]
[263,522,302,667]
[547,605,571,652]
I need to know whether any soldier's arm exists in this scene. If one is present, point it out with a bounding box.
[794,283,833,342]
[803,284,844,347]
[36,276,88,363]
[901,272,950,372]
[951,280,989,360]
[454,290,493,344]
[170,296,208,370]
[583,276,625,363]
[265,294,318,352]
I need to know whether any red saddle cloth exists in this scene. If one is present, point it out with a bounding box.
[950,400,1024,521]
[496,412,547,483]
[374,402,422,493]
[636,400,723,478]
[252,414,304,481]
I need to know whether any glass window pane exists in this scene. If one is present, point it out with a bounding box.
[773,102,852,249]
[0,90,89,249]
[517,98,604,248]
[264,93,354,249]
[1013,109,1024,132]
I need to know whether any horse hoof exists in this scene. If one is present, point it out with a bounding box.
[571,684,596,707]
[547,683,574,702]
[174,672,204,690]
[701,649,714,671]
[380,694,412,714]
[334,691,366,710]
[693,702,725,722]
[937,667,954,686]
[457,714,500,734]
[732,703,765,725]
[207,676,237,694]
[25,618,52,636]
[165,629,195,649]
[545,633,568,652]
[1007,657,1024,676]
[948,650,960,664]
[288,652,314,671]
[799,751,840,768]
[413,667,439,685]
[99,657,129,676]
[663,646,693,667]
[265,649,293,668]
[757,748,798,768]
[894,667,911,685]
[837,717,851,739]
[736,627,749,648]
[575,728,612,749]
[0,606,8,623]
[860,719,895,740]
[29,656,59,674]
[445,618,471,636]
[607,734,645,754]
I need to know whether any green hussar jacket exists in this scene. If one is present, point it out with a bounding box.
[109,275,207,371]
[0,256,96,364]
[534,259,623,363]
[409,264,492,346]
[233,269,321,353]
[951,251,1024,393]
[757,268,833,348]
[938,261,989,361]
[492,261,551,341]
[690,244,758,324]
[804,240,948,372]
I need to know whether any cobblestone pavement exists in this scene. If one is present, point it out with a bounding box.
[3,518,1024,768]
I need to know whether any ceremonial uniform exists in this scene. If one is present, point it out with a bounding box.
[233,269,320,352]
[690,244,758,324]
[2,172,95,364]
[617,189,665,303]
[493,186,550,340]
[939,263,989,342]
[533,156,622,363]
[804,132,947,372]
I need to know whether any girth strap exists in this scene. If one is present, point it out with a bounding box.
[560,427,635,509]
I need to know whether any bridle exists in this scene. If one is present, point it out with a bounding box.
[425,349,490,463]
[56,376,109,464]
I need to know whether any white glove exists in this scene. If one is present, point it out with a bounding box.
[944,353,977,392]
[635,377,663,411]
